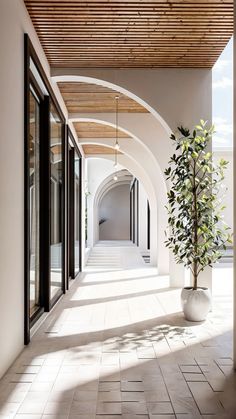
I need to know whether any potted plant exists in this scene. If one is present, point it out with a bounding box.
[164,120,231,321]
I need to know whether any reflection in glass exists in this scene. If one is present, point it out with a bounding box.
[74,152,80,273]
[29,89,40,316]
[50,103,63,299]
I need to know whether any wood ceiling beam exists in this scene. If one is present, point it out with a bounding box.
[24,0,233,68]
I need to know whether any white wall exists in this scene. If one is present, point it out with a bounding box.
[99,184,130,240]
[0,0,71,378]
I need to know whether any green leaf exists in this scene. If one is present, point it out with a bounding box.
[164,120,231,288]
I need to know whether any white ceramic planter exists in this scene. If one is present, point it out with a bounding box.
[181,287,211,322]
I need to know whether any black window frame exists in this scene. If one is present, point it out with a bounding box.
[67,126,82,282]
[130,178,139,246]
[49,100,66,307]
[24,34,66,344]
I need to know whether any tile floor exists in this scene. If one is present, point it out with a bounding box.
[0,242,235,418]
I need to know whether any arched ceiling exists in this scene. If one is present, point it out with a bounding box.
[82,144,123,155]
[58,82,148,113]
[24,0,233,69]
[74,121,131,139]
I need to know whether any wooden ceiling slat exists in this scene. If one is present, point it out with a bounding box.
[82,145,122,155]
[58,82,148,113]
[24,0,233,68]
[74,121,131,138]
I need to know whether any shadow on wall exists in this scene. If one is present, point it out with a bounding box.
[99,183,130,240]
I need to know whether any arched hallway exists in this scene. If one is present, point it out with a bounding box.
[0,1,235,417]
[0,242,233,417]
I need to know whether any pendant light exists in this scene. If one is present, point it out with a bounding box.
[115,95,120,150]
[114,95,120,170]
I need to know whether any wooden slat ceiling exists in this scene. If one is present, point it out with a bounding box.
[58,82,148,113]
[74,121,130,138]
[82,144,123,154]
[24,0,233,68]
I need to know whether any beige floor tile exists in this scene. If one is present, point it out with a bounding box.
[187,381,224,414]
[0,247,234,419]
[122,401,148,414]
[121,391,145,402]
[17,400,47,415]
[96,401,122,414]
[144,389,170,402]
[70,401,97,415]
[15,415,42,419]
[98,391,121,402]
[120,381,143,392]
[98,382,120,391]
[122,416,149,419]
[170,396,201,416]
[180,365,201,373]
[69,415,95,419]
[149,416,175,419]
[43,401,71,415]
[74,391,97,402]
[47,390,74,402]
[42,415,68,419]
[0,402,20,416]
[147,401,174,414]
[183,373,207,382]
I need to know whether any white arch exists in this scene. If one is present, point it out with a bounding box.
[93,170,133,245]
[73,118,167,201]
[54,76,178,278]
[85,153,159,268]
[96,171,133,208]
[77,115,169,271]
[52,75,172,135]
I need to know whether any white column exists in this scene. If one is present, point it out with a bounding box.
[197,267,212,293]
[169,252,186,288]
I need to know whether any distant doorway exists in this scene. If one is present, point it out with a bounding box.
[99,183,130,241]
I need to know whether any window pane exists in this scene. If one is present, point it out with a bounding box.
[74,152,80,273]
[29,90,40,316]
[50,103,63,299]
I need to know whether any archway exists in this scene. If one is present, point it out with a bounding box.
[52,76,181,280]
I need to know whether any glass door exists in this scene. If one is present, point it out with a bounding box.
[29,87,41,318]
[67,129,82,280]
[74,149,81,275]
[130,179,139,245]
[49,103,64,302]
[25,34,67,343]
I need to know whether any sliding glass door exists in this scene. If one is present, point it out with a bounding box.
[67,129,82,280]
[25,35,66,343]
[130,179,139,245]
[74,150,81,274]
[29,88,41,317]
[50,103,64,301]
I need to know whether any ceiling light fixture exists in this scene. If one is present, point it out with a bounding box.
[114,95,120,171]
[115,95,120,151]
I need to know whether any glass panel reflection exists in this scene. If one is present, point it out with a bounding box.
[74,151,80,273]
[50,103,63,299]
[29,89,40,317]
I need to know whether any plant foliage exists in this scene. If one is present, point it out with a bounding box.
[164,120,231,289]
